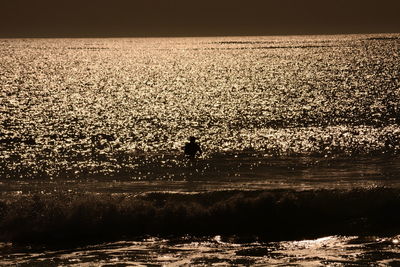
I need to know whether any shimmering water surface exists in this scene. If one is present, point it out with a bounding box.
[1,34,400,265]
[2,236,400,266]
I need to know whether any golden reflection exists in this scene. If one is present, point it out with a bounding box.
[1,35,400,180]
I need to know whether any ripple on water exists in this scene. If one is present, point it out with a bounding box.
[1,235,400,266]
[0,35,399,181]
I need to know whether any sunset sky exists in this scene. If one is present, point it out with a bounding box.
[0,0,399,37]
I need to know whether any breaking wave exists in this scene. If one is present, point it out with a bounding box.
[1,187,400,246]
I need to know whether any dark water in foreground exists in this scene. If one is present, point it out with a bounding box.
[1,34,400,265]
[1,185,400,266]
[2,235,400,266]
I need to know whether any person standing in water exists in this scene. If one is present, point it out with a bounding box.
[184,136,202,158]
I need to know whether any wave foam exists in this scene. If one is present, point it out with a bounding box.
[1,188,400,245]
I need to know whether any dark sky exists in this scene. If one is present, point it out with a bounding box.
[1,0,399,37]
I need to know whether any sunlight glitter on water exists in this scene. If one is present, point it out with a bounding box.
[1,34,399,180]
[1,34,400,266]
[2,235,400,266]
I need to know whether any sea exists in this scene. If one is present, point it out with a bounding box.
[0,34,400,266]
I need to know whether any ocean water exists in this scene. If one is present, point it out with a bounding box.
[1,34,400,266]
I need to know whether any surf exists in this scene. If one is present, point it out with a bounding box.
[1,187,399,246]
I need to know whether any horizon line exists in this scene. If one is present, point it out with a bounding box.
[0,31,399,39]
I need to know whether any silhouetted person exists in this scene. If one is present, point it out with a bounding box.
[184,136,202,158]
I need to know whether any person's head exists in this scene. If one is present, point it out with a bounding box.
[189,136,196,143]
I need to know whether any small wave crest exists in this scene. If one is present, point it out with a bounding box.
[1,188,400,246]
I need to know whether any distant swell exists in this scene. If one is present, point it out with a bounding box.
[1,188,400,245]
